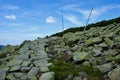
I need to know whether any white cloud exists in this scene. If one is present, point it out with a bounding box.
[60,4,120,23]
[26,27,38,31]
[64,14,82,25]
[0,5,19,10]
[45,16,57,23]
[76,5,120,18]
[73,7,107,20]
[5,15,16,20]
[60,4,78,10]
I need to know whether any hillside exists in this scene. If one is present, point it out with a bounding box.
[0,22,120,79]
[51,17,120,37]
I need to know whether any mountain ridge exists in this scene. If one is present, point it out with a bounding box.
[51,16,120,37]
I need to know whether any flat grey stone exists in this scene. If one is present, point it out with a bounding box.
[21,61,31,67]
[85,37,101,45]
[115,54,120,60]
[104,49,119,56]
[10,65,20,71]
[31,50,48,60]
[99,43,108,47]
[89,57,98,65]
[38,42,47,50]
[33,59,48,67]
[104,38,114,47]
[6,74,16,80]
[108,65,120,80]
[40,66,49,72]
[71,45,79,51]
[20,67,30,72]
[82,61,91,66]
[46,63,52,67]
[73,52,89,62]
[7,59,23,66]
[2,67,9,72]
[93,49,102,57]
[39,72,55,80]
[14,51,30,60]
[0,70,6,80]
[19,75,27,80]
[63,32,79,44]
[97,63,114,73]
[13,72,24,78]
[27,67,39,78]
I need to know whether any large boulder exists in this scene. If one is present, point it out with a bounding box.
[26,67,39,79]
[33,59,48,67]
[108,65,120,80]
[39,72,55,80]
[7,59,23,67]
[104,38,114,47]
[92,49,102,57]
[73,52,90,62]
[104,49,119,56]
[6,73,16,80]
[0,70,6,80]
[63,32,79,45]
[13,52,30,60]
[31,50,48,60]
[96,62,114,73]
[114,36,120,41]
[10,65,20,71]
[85,37,101,45]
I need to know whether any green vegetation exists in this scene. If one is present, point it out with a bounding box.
[18,40,31,50]
[0,45,15,57]
[51,16,120,37]
[49,60,103,80]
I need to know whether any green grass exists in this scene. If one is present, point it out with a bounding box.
[49,60,103,80]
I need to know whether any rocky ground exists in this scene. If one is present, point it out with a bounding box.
[0,23,120,80]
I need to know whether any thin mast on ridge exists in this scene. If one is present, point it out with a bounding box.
[83,8,93,33]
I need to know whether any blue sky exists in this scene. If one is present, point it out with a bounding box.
[0,0,120,45]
